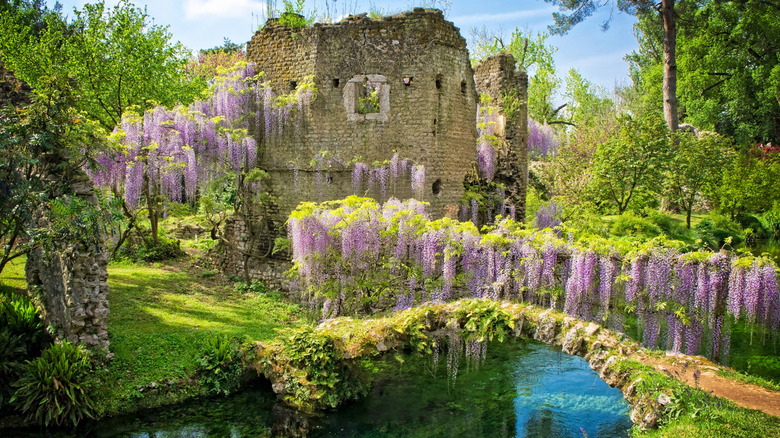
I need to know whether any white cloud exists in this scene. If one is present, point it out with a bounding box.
[450,7,557,26]
[183,0,266,20]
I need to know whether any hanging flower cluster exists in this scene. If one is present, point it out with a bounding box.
[290,152,426,204]
[475,101,500,181]
[87,63,316,207]
[528,118,560,159]
[288,197,780,363]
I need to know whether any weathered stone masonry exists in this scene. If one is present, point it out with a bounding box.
[474,54,529,222]
[217,10,528,289]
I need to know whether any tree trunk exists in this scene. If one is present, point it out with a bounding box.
[662,0,679,132]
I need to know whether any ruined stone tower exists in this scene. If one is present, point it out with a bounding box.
[246,8,478,218]
[217,10,528,288]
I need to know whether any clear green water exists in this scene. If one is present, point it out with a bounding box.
[13,341,632,437]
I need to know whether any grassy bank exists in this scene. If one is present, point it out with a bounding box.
[93,260,304,415]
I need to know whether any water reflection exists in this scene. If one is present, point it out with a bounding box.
[10,341,631,438]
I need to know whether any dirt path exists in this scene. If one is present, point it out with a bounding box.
[639,353,780,417]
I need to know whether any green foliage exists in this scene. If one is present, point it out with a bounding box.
[0,77,108,276]
[590,114,671,213]
[118,235,186,262]
[693,216,743,250]
[761,205,780,239]
[609,212,663,239]
[281,326,369,408]
[11,340,95,427]
[0,293,48,409]
[715,146,780,217]
[278,0,313,29]
[666,132,732,228]
[357,84,380,114]
[469,27,561,123]
[0,0,206,130]
[452,299,514,343]
[197,332,243,396]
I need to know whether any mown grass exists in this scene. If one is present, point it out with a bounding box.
[0,255,27,295]
[92,260,305,415]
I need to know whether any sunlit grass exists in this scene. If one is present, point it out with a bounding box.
[93,260,305,415]
[0,254,27,295]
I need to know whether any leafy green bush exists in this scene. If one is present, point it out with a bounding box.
[0,294,49,409]
[610,212,663,238]
[644,209,688,238]
[694,217,743,249]
[197,332,242,396]
[735,213,769,241]
[762,206,780,239]
[118,236,186,262]
[283,327,369,408]
[11,341,95,427]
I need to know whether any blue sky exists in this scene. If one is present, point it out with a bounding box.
[49,0,639,91]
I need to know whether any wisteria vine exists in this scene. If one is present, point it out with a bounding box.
[87,62,316,209]
[289,197,780,364]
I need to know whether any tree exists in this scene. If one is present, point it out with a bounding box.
[561,68,613,127]
[665,131,732,228]
[470,27,564,123]
[590,114,671,213]
[0,0,206,131]
[629,1,780,145]
[0,77,107,276]
[676,0,780,144]
[543,0,680,132]
[715,144,780,217]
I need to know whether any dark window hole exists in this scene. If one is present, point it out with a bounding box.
[333,78,340,88]
[435,75,442,89]
[461,81,467,94]
[432,179,442,196]
[403,77,413,86]
[289,80,297,90]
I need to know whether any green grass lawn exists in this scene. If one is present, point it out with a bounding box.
[2,255,305,416]
[0,255,27,295]
[92,260,305,415]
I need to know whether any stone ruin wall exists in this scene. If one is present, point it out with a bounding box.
[216,11,528,290]
[248,9,478,220]
[474,54,529,222]
[1,59,110,350]
[25,175,111,351]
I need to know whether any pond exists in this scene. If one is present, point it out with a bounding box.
[13,341,632,438]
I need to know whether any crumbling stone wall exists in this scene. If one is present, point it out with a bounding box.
[247,8,477,218]
[473,54,529,222]
[1,59,110,350]
[25,175,111,351]
[219,10,528,287]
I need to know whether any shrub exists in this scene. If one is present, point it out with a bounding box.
[198,332,242,396]
[11,341,95,427]
[0,294,47,354]
[610,212,662,238]
[735,213,769,241]
[0,294,49,409]
[694,217,743,249]
[117,236,186,262]
[762,206,780,239]
[644,209,687,237]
